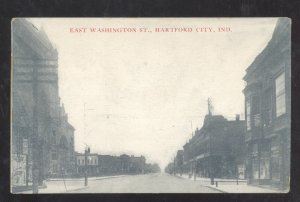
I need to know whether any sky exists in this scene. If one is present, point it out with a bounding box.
[28,18,277,170]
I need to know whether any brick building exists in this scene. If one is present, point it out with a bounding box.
[171,114,246,182]
[76,153,99,176]
[11,19,75,189]
[243,18,291,189]
[75,153,159,176]
[174,150,184,175]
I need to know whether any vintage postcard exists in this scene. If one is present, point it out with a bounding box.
[11,18,290,193]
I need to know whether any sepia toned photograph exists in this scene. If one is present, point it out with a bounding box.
[11,17,290,193]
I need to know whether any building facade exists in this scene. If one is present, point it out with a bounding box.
[75,153,159,176]
[169,114,246,182]
[76,153,99,176]
[243,18,291,189]
[174,150,184,175]
[11,19,75,189]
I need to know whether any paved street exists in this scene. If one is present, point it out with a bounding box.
[68,173,220,193]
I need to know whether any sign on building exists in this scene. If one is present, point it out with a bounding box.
[11,154,27,187]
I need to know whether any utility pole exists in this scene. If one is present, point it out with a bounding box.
[83,103,95,137]
[173,156,176,176]
[32,61,39,193]
[83,103,87,185]
[84,103,86,142]
[84,145,90,186]
[208,98,214,185]
[209,131,214,185]
[83,103,93,187]
[84,148,88,186]
[194,159,197,181]
[191,121,194,137]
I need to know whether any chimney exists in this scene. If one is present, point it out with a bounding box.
[236,114,240,121]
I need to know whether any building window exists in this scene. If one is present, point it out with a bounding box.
[263,89,272,127]
[260,148,270,179]
[275,72,286,117]
[252,96,261,128]
[77,159,80,165]
[52,130,57,145]
[252,157,259,179]
[246,99,251,130]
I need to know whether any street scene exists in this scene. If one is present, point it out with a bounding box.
[20,173,221,193]
[11,18,290,193]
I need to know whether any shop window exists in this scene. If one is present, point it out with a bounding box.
[260,152,270,179]
[271,137,281,181]
[275,73,286,117]
[252,157,259,179]
[271,154,280,181]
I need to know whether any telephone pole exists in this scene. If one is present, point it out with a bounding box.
[191,121,194,137]
[208,97,214,185]
[84,145,90,186]
[32,61,39,193]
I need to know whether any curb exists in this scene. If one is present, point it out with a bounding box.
[204,185,227,193]
[169,174,225,193]
[47,175,128,182]
[65,186,89,193]
[94,175,127,181]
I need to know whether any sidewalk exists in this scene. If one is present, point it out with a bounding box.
[175,174,247,185]
[47,175,127,181]
[206,184,286,193]
[174,174,286,193]
[17,175,127,193]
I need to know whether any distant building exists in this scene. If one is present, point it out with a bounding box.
[178,114,246,181]
[128,155,146,174]
[76,153,99,176]
[98,154,123,175]
[164,162,174,174]
[145,163,161,173]
[11,18,75,188]
[174,150,184,175]
[75,153,159,176]
[243,18,291,189]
